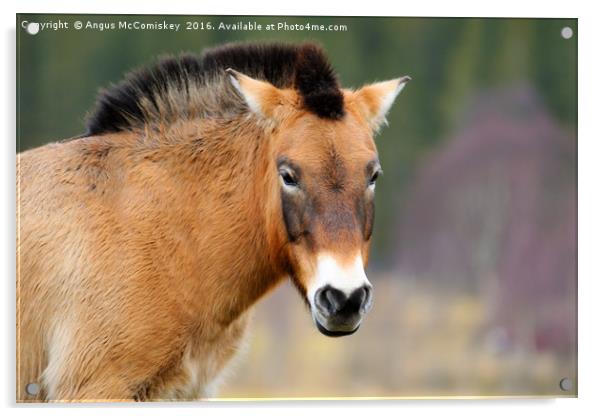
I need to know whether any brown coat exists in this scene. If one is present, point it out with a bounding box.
[17,42,408,401]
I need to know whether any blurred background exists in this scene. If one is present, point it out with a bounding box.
[17,15,577,397]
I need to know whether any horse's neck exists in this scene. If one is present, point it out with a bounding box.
[133,118,286,328]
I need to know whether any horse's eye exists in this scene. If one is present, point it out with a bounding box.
[280,170,298,187]
[369,170,381,187]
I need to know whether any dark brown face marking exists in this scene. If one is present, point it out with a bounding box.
[278,157,313,243]
[362,159,382,240]
[359,187,376,240]
[322,143,347,193]
[278,153,380,248]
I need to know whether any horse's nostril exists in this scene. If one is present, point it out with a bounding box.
[347,286,369,312]
[325,288,347,313]
[360,285,373,312]
[316,286,346,315]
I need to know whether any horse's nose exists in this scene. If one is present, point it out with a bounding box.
[315,285,373,318]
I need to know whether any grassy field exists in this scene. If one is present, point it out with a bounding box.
[220,275,576,398]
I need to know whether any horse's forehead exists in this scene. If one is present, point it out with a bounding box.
[280,113,376,163]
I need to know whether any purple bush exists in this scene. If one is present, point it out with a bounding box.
[395,84,576,353]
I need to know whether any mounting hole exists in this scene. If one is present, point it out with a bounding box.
[25,382,40,396]
[561,26,573,39]
[559,377,573,391]
[25,22,40,35]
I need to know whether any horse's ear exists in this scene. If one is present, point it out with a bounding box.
[352,76,411,132]
[226,68,286,119]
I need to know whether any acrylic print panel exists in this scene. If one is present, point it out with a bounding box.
[16,14,577,402]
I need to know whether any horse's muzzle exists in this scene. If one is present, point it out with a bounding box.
[312,285,373,337]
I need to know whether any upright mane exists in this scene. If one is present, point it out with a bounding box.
[86,42,345,136]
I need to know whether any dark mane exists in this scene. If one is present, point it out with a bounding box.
[86,42,345,136]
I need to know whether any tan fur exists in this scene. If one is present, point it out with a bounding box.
[17,74,403,402]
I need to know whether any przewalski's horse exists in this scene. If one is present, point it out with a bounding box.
[17,42,409,401]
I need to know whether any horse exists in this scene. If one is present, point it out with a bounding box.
[17,42,409,401]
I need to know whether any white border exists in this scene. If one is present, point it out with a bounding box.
[3,1,600,415]
[5,0,584,17]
